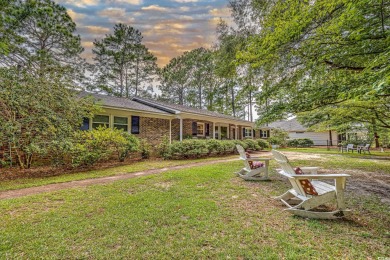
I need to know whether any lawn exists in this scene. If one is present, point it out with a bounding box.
[1,154,389,259]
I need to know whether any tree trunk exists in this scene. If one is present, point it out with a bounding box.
[231,82,236,117]
[249,89,253,122]
[329,130,333,146]
[372,118,380,148]
[135,58,140,96]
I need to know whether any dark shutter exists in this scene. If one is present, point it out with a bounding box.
[260,130,263,137]
[253,129,256,138]
[243,127,246,138]
[267,130,270,138]
[192,122,197,136]
[131,116,140,134]
[205,123,210,136]
[80,117,90,131]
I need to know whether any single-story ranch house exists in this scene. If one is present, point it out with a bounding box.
[257,118,339,146]
[81,92,255,144]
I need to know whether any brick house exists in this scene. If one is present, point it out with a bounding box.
[81,92,255,145]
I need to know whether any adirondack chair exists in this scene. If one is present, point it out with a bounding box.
[235,145,270,181]
[272,150,351,219]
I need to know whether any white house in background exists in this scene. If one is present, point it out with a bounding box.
[257,118,339,146]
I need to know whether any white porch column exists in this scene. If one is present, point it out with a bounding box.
[218,125,221,140]
[235,125,238,140]
[169,119,172,144]
[179,118,183,142]
[213,122,216,139]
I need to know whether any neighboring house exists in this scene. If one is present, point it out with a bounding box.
[256,118,338,146]
[80,92,255,144]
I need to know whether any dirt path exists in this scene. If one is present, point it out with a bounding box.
[0,158,240,200]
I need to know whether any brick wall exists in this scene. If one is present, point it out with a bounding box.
[137,117,170,145]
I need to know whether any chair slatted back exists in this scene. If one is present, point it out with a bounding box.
[236,145,251,170]
[271,150,307,197]
[347,144,354,149]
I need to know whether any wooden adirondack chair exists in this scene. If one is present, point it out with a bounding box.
[235,145,270,181]
[272,150,351,219]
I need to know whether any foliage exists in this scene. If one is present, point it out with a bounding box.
[1,0,84,79]
[242,139,260,150]
[162,139,255,160]
[268,128,289,146]
[237,0,390,131]
[139,139,151,159]
[157,135,171,159]
[255,139,270,149]
[0,67,97,169]
[91,23,157,98]
[287,138,314,148]
[70,127,139,167]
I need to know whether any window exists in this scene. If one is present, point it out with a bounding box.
[244,128,252,138]
[205,123,210,136]
[192,122,197,136]
[197,122,205,136]
[260,130,269,138]
[114,116,128,131]
[80,117,90,131]
[131,116,140,134]
[221,126,228,139]
[92,115,109,129]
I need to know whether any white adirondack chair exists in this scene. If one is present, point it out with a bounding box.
[272,150,351,219]
[235,145,270,181]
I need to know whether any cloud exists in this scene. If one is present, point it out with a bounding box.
[58,0,99,8]
[141,5,168,12]
[83,26,110,34]
[98,8,126,18]
[209,7,231,17]
[67,9,85,22]
[106,0,142,5]
[171,0,199,2]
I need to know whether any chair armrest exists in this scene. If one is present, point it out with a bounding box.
[292,174,350,180]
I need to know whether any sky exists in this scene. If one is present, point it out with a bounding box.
[55,0,232,67]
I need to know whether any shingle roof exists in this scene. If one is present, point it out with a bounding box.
[267,118,307,132]
[79,91,253,124]
[132,97,252,124]
[79,92,171,115]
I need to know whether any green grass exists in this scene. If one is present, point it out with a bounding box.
[0,155,237,192]
[280,147,390,157]
[1,161,389,259]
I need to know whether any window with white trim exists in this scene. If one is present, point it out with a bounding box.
[244,128,252,138]
[197,122,205,136]
[260,130,268,138]
[92,115,109,129]
[114,116,128,131]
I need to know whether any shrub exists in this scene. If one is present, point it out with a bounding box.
[158,135,171,159]
[256,139,270,150]
[243,139,261,151]
[232,140,248,150]
[52,127,140,167]
[269,128,289,147]
[287,138,314,147]
[162,139,239,159]
[140,139,151,159]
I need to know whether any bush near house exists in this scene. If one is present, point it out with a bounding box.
[256,139,270,149]
[287,138,314,148]
[50,127,139,167]
[162,139,266,160]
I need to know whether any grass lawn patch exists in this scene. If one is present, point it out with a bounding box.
[1,159,389,258]
[0,155,237,192]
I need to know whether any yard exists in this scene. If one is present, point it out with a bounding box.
[0,150,389,258]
